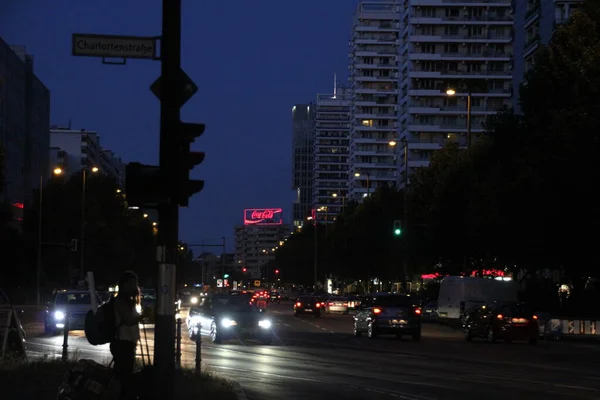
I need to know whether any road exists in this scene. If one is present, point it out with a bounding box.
[20,303,600,400]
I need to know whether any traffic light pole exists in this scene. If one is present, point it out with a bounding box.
[155,0,181,397]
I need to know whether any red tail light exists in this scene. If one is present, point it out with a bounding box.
[373,308,382,314]
[533,315,538,320]
[316,303,321,308]
[296,302,302,307]
[343,302,348,306]
[328,302,334,306]
[415,308,421,315]
[496,314,503,319]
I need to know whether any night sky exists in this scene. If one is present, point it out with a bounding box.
[0,0,357,251]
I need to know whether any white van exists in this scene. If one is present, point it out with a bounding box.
[437,276,518,320]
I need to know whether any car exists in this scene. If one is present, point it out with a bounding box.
[187,293,274,344]
[268,292,281,304]
[293,296,322,317]
[464,302,539,344]
[326,297,349,314]
[353,294,421,340]
[45,290,100,335]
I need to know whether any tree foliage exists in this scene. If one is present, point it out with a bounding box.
[275,2,600,294]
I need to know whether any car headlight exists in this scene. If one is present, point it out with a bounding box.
[190,297,198,304]
[258,319,272,329]
[221,318,237,328]
[54,311,65,320]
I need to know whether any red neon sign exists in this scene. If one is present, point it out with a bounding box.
[244,208,283,226]
[12,203,24,209]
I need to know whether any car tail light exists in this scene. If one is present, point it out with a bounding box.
[496,314,504,319]
[329,302,334,306]
[316,303,321,308]
[533,315,538,320]
[415,308,421,315]
[373,308,382,314]
[296,302,302,307]
[343,302,348,306]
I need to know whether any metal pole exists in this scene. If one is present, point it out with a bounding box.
[155,0,181,397]
[80,169,86,284]
[366,174,370,196]
[175,318,182,369]
[466,91,472,149]
[195,323,202,372]
[221,237,225,289]
[402,138,409,292]
[314,218,318,291]
[36,175,43,305]
[61,315,69,361]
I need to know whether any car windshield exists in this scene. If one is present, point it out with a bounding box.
[497,303,533,317]
[373,295,412,307]
[298,297,316,303]
[141,291,156,301]
[55,292,92,305]
[212,296,254,312]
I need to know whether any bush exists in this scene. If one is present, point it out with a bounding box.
[0,358,237,400]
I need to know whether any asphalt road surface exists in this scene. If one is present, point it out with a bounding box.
[20,303,600,400]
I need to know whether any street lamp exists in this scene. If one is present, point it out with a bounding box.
[37,167,63,305]
[446,87,472,148]
[80,166,99,283]
[354,172,370,197]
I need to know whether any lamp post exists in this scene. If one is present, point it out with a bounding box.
[36,167,63,305]
[354,172,370,198]
[80,166,99,283]
[446,88,472,148]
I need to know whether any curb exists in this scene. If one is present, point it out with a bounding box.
[232,381,249,400]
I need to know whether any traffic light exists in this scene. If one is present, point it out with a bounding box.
[275,269,280,274]
[224,274,230,279]
[393,220,402,236]
[242,268,247,273]
[177,122,206,207]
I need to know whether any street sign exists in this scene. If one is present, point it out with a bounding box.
[254,280,261,287]
[150,68,198,108]
[72,33,158,59]
[217,279,223,288]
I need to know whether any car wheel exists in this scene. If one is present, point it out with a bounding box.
[210,322,221,344]
[464,328,473,342]
[486,328,496,344]
[367,324,377,339]
[353,322,361,337]
[412,331,421,342]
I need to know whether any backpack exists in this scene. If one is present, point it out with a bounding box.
[85,296,117,345]
[57,359,115,400]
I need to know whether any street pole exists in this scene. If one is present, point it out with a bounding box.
[80,168,86,284]
[155,0,181,397]
[221,237,225,291]
[466,91,472,149]
[36,175,43,305]
[314,218,318,291]
[402,138,409,292]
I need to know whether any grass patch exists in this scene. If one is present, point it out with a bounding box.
[0,357,238,400]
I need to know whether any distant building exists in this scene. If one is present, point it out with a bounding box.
[291,104,315,228]
[348,2,401,200]
[50,126,124,185]
[0,39,50,221]
[234,223,293,280]
[313,82,351,224]
[512,0,582,112]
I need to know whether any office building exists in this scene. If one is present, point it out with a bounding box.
[50,126,124,185]
[234,223,292,280]
[397,0,514,186]
[0,40,50,220]
[348,2,401,201]
[512,0,582,111]
[291,104,315,227]
[313,83,351,224]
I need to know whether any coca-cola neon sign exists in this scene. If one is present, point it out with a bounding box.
[244,208,283,226]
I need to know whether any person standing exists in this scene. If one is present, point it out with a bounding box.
[111,271,143,400]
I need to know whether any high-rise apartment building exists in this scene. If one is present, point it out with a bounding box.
[313,84,351,224]
[0,40,50,218]
[348,2,401,201]
[50,126,124,185]
[398,0,513,184]
[291,104,315,227]
[512,0,582,111]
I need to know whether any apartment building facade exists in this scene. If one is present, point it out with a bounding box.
[291,104,315,227]
[398,0,514,185]
[348,2,401,201]
[313,86,351,224]
[512,0,582,111]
